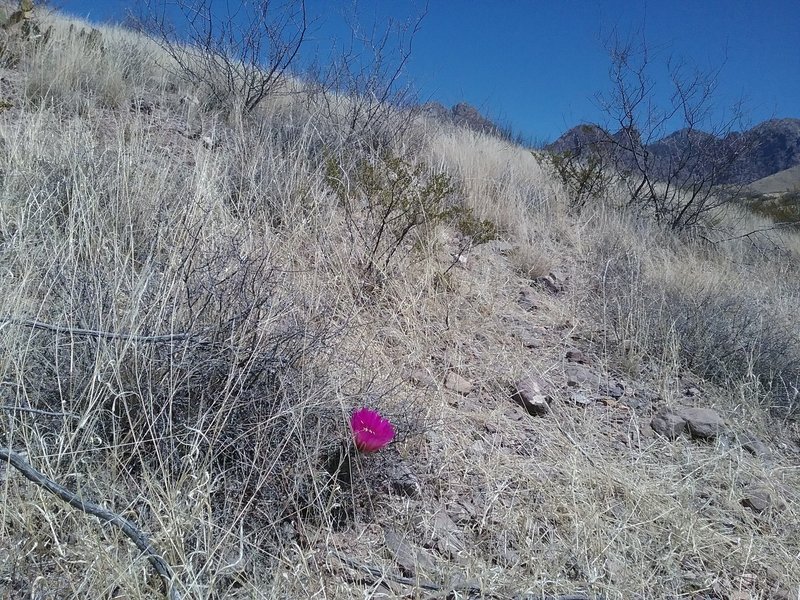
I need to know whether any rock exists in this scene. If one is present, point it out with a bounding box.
[602,382,625,399]
[386,463,421,497]
[513,326,544,349]
[650,406,724,441]
[511,376,551,416]
[444,372,473,395]
[534,274,562,294]
[568,391,592,406]
[383,528,437,576]
[564,364,598,388]
[488,240,515,255]
[622,389,656,411]
[740,434,772,459]
[678,407,725,440]
[521,336,542,349]
[409,369,437,389]
[432,510,464,557]
[518,288,538,311]
[651,408,687,439]
[448,497,480,526]
[565,349,586,363]
[741,487,772,513]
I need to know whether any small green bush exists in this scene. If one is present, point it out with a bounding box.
[326,153,499,290]
[326,154,455,287]
[541,149,610,210]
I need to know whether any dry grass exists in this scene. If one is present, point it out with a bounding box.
[0,7,798,600]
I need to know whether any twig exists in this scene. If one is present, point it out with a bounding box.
[556,423,598,468]
[0,316,194,344]
[333,552,495,598]
[0,405,78,418]
[0,447,181,600]
[711,220,800,243]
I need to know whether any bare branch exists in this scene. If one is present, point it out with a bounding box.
[590,32,752,230]
[0,404,78,418]
[0,447,181,600]
[0,316,195,343]
[136,0,308,113]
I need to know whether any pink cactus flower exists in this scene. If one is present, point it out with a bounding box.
[350,408,395,453]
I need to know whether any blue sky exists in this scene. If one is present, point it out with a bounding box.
[58,1,799,143]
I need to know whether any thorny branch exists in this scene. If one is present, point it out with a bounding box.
[0,316,195,343]
[0,447,181,600]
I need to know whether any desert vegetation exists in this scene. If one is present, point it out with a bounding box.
[0,3,798,599]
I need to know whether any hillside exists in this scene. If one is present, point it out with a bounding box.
[0,6,799,600]
[749,164,800,194]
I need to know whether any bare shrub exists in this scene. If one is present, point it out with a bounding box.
[325,153,462,291]
[591,33,753,230]
[138,0,307,113]
[543,145,611,210]
[303,4,425,152]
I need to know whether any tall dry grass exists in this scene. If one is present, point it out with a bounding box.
[0,6,798,600]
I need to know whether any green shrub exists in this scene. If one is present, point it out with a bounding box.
[326,153,499,290]
[541,149,610,210]
[326,154,455,288]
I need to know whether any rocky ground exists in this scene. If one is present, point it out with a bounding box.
[0,7,798,600]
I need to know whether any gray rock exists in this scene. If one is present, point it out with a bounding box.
[432,510,464,556]
[444,372,473,395]
[409,369,437,389]
[487,239,515,255]
[534,275,562,294]
[521,336,542,349]
[518,288,539,311]
[741,434,772,459]
[511,376,551,416]
[651,408,687,439]
[651,406,725,440]
[741,487,772,513]
[602,382,625,399]
[383,528,437,575]
[564,364,598,388]
[569,391,592,406]
[565,348,585,363]
[622,389,657,410]
[386,463,421,497]
[513,326,544,349]
[678,407,725,440]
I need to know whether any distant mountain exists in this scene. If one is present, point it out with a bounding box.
[545,123,608,155]
[547,118,800,185]
[739,118,800,183]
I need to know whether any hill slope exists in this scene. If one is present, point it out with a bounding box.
[749,164,800,194]
[0,7,798,600]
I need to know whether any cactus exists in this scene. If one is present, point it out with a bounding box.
[2,0,40,39]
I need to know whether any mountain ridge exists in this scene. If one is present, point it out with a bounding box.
[547,117,800,185]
